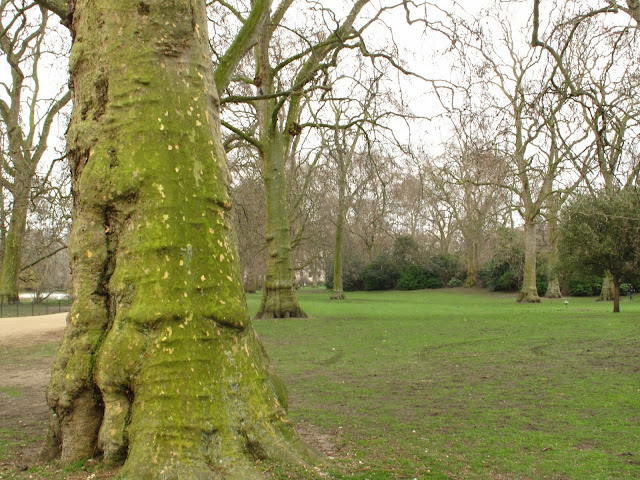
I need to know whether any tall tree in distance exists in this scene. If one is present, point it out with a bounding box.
[35,0,315,477]
[532,0,640,301]
[559,189,640,313]
[0,1,70,303]
[320,71,385,300]
[249,1,371,318]
[455,8,576,303]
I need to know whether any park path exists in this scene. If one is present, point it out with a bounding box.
[0,313,67,346]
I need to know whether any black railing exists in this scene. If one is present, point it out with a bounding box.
[0,299,72,318]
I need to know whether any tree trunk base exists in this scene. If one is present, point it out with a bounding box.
[517,290,541,303]
[464,278,477,288]
[330,291,346,300]
[43,317,319,478]
[255,286,307,319]
[599,274,615,301]
[545,279,562,299]
[0,293,20,304]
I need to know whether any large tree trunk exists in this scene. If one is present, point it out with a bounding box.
[255,135,307,319]
[41,1,314,476]
[0,187,29,304]
[517,217,540,303]
[546,278,562,299]
[330,201,346,300]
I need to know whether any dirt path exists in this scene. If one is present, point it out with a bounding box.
[0,313,66,347]
[0,314,66,476]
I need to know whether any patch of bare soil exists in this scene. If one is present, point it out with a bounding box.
[0,316,65,478]
[294,420,345,459]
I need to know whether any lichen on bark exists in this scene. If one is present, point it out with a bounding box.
[41,0,316,476]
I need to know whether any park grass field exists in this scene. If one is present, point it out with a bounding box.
[0,288,638,479]
[249,288,640,479]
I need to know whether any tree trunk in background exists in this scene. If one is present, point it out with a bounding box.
[255,134,307,319]
[330,200,347,300]
[0,186,29,303]
[612,276,620,313]
[546,278,562,299]
[517,217,540,303]
[600,271,615,301]
[40,1,313,476]
[464,239,478,288]
[545,204,562,298]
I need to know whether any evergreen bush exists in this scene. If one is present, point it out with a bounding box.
[362,254,399,291]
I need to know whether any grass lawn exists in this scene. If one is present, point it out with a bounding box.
[250,288,640,479]
[1,288,637,479]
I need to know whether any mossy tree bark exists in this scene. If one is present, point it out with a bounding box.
[600,272,615,301]
[517,216,541,303]
[39,0,314,477]
[256,133,307,318]
[0,188,28,303]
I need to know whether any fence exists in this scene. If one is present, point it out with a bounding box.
[0,299,72,318]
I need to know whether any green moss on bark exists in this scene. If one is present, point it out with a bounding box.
[255,135,307,319]
[517,218,540,303]
[43,0,316,476]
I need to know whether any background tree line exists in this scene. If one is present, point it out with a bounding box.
[3,0,640,310]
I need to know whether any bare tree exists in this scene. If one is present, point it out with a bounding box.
[532,0,640,299]
[436,127,508,287]
[0,1,70,303]
[455,8,577,302]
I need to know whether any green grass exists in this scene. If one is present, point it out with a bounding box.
[0,342,61,369]
[2,288,638,479]
[0,386,22,397]
[250,288,640,479]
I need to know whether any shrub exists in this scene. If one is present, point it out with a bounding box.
[362,254,399,291]
[396,265,427,290]
[480,260,519,292]
[448,278,463,288]
[393,235,423,272]
[434,254,462,285]
[396,264,445,290]
[536,273,548,297]
[620,283,632,296]
[568,275,602,296]
[424,276,444,289]
[495,269,518,291]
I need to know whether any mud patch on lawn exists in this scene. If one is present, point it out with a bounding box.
[295,420,344,459]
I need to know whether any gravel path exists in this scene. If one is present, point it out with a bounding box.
[0,313,67,346]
